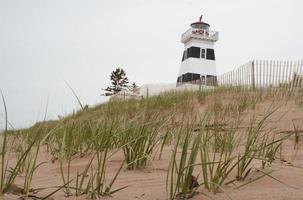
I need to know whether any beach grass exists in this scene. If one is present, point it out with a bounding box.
[0,86,302,199]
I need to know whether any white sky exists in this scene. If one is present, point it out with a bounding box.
[0,0,303,129]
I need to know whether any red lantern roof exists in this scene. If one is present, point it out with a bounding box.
[190,15,210,27]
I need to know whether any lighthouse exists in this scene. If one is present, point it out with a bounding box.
[177,15,219,85]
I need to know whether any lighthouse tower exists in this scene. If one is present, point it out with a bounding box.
[177,15,219,85]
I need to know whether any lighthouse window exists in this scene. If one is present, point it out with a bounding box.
[182,50,188,61]
[182,73,201,82]
[206,48,215,60]
[187,46,200,59]
[201,49,206,59]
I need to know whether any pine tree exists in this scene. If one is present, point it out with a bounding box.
[103,68,129,96]
[128,82,140,95]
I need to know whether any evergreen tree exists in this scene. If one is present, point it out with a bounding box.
[128,82,140,95]
[103,68,129,96]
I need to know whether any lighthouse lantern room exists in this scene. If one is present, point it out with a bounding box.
[177,15,219,85]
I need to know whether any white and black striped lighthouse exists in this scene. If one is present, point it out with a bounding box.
[177,15,219,85]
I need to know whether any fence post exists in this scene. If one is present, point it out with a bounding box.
[287,61,291,90]
[269,60,272,87]
[259,60,262,88]
[300,60,303,88]
[290,61,296,91]
[251,60,255,90]
[146,88,149,98]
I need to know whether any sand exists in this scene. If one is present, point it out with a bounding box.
[3,99,303,200]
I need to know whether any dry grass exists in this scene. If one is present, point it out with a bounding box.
[1,87,303,199]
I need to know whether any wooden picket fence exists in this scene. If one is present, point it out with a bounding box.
[217,60,303,89]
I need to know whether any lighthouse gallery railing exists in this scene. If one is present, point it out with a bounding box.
[181,28,219,42]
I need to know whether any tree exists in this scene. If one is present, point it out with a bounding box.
[103,68,129,96]
[128,82,140,95]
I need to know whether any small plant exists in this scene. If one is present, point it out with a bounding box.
[22,139,45,197]
[120,114,166,170]
[293,123,302,149]
[0,90,9,194]
[158,129,173,160]
[58,128,75,196]
[257,133,282,169]
[74,145,126,198]
[235,106,283,181]
[167,126,201,199]
[199,125,236,193]
[0,91,37,195]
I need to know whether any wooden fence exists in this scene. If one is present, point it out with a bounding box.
[217,60,303,89]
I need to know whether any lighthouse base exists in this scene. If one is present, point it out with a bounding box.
[177,73,217,86]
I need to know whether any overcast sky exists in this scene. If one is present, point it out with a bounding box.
[0,0,302,129]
